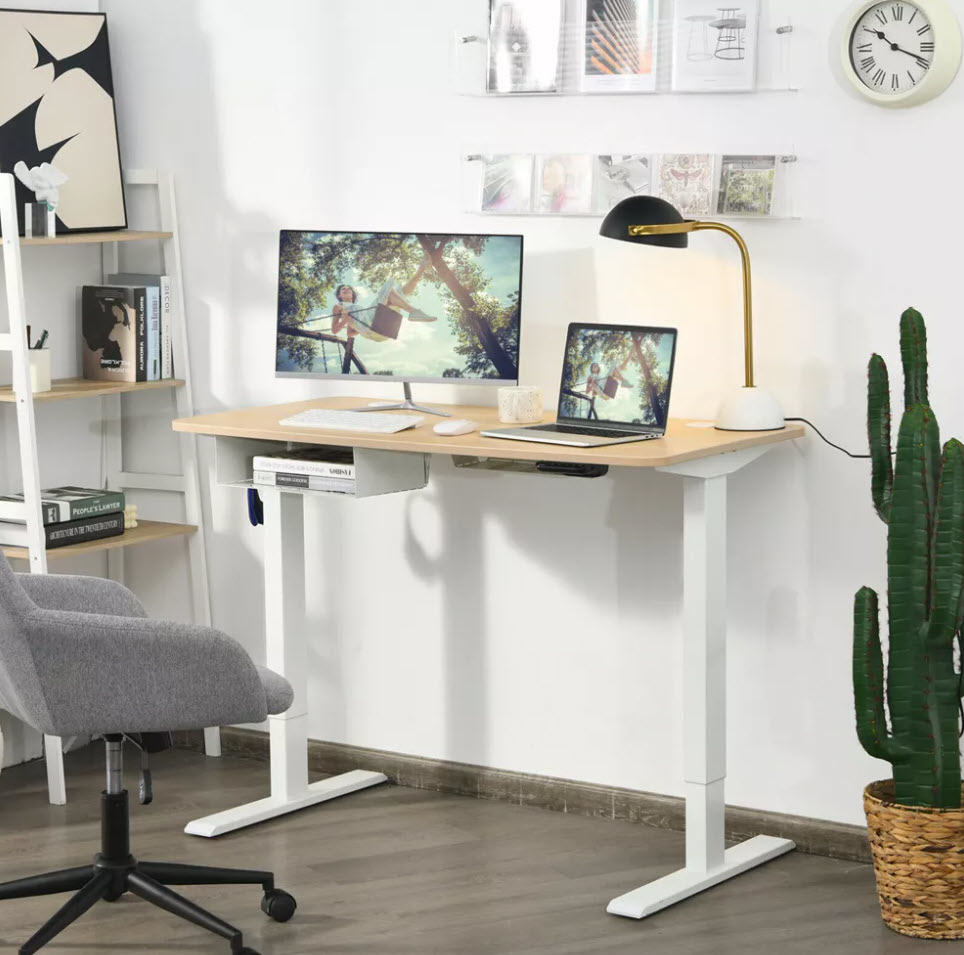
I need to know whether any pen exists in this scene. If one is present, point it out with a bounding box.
[34,330,48,350]
[26,325,31,348]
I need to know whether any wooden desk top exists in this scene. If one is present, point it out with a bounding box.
[173,396,803,469]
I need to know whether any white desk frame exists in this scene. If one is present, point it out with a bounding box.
[178,412,795,917]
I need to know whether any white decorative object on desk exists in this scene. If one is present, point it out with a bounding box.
[498,385,543,424]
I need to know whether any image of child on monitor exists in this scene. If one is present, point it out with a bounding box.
[276,231,523,383]
[559,327,675,427]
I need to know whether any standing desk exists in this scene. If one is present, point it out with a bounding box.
[173,397,804,919]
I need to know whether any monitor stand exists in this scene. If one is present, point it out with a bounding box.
[350,382,450,418]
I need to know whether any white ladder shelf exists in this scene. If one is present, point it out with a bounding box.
[0,169,221,804]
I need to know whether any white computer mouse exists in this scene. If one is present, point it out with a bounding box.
[433,419,478,436]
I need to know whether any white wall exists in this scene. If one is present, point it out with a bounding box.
[92,0,964,827]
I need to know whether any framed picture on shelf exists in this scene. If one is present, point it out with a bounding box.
[671,0,760,92]
[534,154,594,214]
[594,154,652,214]
[654,154,717,217]
[717,154,775,216]
[0,9,126,236]
[481,154,535,213]
[580,0,660,93]
[487,0,564,93]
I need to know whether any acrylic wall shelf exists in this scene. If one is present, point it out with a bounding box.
[456,1,797,97]
[462,153,799,221]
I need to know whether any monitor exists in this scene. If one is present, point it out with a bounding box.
[276,230,523,385]
[557,323,677,429]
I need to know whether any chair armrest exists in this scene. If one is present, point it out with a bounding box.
[24,608,267,737]
[17,574,148,618]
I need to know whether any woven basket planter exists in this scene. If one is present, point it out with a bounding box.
[864,780,964,939]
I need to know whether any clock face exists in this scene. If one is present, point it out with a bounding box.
[849,2,935,94]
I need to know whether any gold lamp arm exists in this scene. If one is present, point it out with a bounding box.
[692,221,754,389]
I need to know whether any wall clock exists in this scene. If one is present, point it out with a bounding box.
[841,0,962,107]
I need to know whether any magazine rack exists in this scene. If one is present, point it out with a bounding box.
[0,170,219,805]
[462,153,799,220]
[455,2,796,96]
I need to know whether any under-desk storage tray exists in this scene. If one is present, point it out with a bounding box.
[214,437,428,499]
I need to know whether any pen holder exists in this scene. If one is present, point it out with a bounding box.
[28,348,51,394]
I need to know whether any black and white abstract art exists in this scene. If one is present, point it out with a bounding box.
[0,9,126,235]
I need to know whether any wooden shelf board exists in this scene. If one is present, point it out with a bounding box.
[0,378,184,403]
[18,230,173,247]
[1,520,197,562]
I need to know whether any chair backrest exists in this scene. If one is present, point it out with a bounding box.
[0,556,51,731]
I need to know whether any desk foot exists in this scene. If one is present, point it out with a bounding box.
[607,835,795,919]
[183,770,388,838]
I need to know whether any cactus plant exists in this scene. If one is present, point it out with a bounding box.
[854,308,964,809]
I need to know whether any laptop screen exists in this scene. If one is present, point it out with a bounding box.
[557,324,677,429]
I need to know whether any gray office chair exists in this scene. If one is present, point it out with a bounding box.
[0,555,295,955]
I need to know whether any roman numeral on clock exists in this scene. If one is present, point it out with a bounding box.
[862,55,876,71]
[917,23,932,35]
[892,4,904,20]
[915,54,930,68]
[909,8,918,24]
[876,9,888,24]
[921,41,935,52]
[873,67,886,85]
[892,73,900,89]
[857,42,873,53]
[908,69,917,84]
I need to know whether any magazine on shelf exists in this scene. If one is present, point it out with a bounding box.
[654,154,717,217]
[717,154,776,216]
[0,486,125,524]
[481,154,534,214]
[534,154,594,214]
[671,0,760,92]
[594,154,652,214]
[0,511,125,549]
[487,0,564,93]
[581,0,660,93]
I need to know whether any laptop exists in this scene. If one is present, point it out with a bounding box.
[482,323,678,448]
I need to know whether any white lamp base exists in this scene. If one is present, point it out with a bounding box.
[715,387,785,432]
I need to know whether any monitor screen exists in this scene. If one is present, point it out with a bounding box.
[276,231,523,384]
[558,324,677,428]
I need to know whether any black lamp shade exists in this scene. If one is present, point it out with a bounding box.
[599,196,690,249]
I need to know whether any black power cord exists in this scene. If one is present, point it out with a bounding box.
[784,417,872,459]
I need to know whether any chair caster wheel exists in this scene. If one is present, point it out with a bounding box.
[261,888,296,922]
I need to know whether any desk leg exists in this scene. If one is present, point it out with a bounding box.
[608,470,794,918]
[185,490,387,838]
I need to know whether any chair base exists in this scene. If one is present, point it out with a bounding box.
[0,790,295,954]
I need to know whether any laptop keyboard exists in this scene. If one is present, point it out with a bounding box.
[526,424,652,439]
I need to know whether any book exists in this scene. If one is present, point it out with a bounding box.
[252,447,355,479]
[108,273,173,378]
[717,154,775,216]
[81,286,140,383]
[481,155,534,214]
[0,486,125,523]
[671,0,760,93]
[252,470,355,493]
[534,154,594,214]
[654,154,717,217]
[487,0,563,93]
[594,154,652,214]
[0,511,125,549]
[581,0,659,93]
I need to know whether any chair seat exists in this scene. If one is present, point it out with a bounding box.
[257,666,294,715]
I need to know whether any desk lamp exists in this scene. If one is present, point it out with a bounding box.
[599,196,784,432]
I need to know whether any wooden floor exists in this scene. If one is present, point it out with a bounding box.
[0,747,936,954]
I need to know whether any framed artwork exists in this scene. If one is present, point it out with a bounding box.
[534,154,593,214]
[0,9,126,236]
[581,0,660,92]
[481,154,534,213]
[654,154,717,216]
[671,0,760,91]
[594,154,652,213]
[717,155,775,215]
[487,0,564,93]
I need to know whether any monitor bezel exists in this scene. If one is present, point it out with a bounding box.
[275,229,524,386]
[556,322,679,430]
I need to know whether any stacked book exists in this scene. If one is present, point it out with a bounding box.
[81,273,176,384]
[0,486,126,550]
[252,447,355,493]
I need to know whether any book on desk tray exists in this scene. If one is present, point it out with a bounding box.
[252,446,355,479]
[0,487,125,524]
[252,469,354,493]
[0,511,125,549]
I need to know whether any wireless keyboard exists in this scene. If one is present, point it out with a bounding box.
[279,408,423,434]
